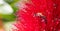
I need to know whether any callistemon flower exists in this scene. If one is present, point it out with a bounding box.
[15,0,60,31]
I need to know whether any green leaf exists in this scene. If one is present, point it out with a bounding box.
[1,14,16,22]
[10,3,18,13]
[4,0,19,4]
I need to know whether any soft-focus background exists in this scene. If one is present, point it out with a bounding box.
[0,0,19,31]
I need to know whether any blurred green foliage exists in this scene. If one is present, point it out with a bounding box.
[4,0,19,13]
[2,0,19,22]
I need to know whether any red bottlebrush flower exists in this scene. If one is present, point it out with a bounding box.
[15,0,60,31]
